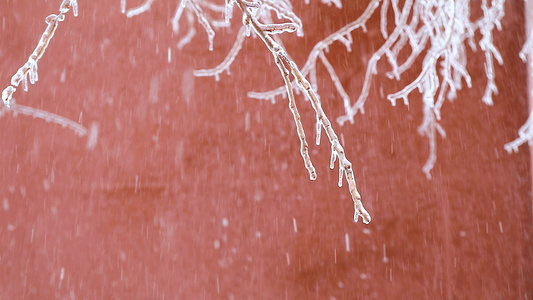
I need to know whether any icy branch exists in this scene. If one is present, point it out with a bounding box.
[519,30,533,63]
[1,0,84,136]
[233,0,370,224]
[193,26,247,79]
[505,112,533,153]
[2,0,78,108]
[128,0,228,51]
[262,0,303,36]
[275,51,317,181]
[188,0,216,51]
[477,0,505,106]
[7,100,87,137]
[320,0,342,9]
[126,0,155,18]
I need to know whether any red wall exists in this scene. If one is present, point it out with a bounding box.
[0,1,531,299]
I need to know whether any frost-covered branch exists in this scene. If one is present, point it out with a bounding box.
[504,15,533,153]
[193,26,247,80]
[367,0,503,177]
[2,0,78,107]
[3,100,88,137]
[477,0,505,106]
[505,112,533,153]
[126,0,228,51]
[519,29,533,63]
[1,0,86,136]
[125,0,155,18]
[232,0,371,223]
[358,0,504,177]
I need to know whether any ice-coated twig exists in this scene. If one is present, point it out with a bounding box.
[338,0,413,125]
[477,0,504,106]
[172,1,187,33]
[1,0,84,136]
[519,30,533,62]
[188,0,215,51]
[275,52,317,181]
[262,0,303,36]
[418,80,446,179]
[126,0,221,50]
[2,0,78,108]
[7,100,87,137]
[193,26,247,80]
[126,0,155,18]
[192,0,301,79]
[318,52,350,106]
[321,0,342,9]
[176,9,197,49]
[380,0,389,39]
[505,111,533,153]
[234,0,371,224]
[136,0,231,51]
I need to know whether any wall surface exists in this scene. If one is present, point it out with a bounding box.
[0,1,531,299]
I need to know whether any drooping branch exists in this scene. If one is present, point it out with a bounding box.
[1,0,86,136]
[505,112,533,153]
[193,26,247,79]
[7,101,88,137]
[233,0,371,224]
[504,24,533,152]
[2,0,78,107]
[126,0,155,18]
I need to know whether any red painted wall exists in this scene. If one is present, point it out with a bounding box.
[0,1,531,299]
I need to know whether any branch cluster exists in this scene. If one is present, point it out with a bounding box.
[253,0,510,179]
[7,0,533,224]
[123,0,371,223]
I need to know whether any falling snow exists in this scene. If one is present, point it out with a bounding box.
[0,0,530,299]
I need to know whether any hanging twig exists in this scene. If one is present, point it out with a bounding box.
[1,0,86,136]
[233,0,371,224]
